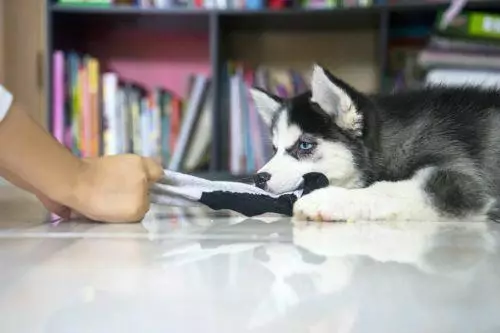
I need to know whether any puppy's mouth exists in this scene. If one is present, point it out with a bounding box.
[294,178,305,191]
[268,178,305,195]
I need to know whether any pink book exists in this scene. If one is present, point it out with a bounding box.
[52,51,64,144]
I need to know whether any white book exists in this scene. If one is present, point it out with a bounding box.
[153,0,172,7]
[230,74,243,175]
[425,68,500,89]
[183,84,213,171]
[102,73,119,155]
[216,0,227,8]
[117,88,129,154]
[152,89,162,160]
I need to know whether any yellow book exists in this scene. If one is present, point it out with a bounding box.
[88,57,100,157]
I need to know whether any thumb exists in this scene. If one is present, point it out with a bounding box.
[141,157,163,183]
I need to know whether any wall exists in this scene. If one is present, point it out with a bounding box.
[0,0,4,84]
[3,0,45,125]
[228,30,379,93]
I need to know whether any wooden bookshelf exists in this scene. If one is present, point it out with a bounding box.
[46,0,500,177]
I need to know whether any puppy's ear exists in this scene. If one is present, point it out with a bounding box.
[310,64,363,136]
[249,88,282,127]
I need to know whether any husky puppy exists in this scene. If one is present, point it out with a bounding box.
[250,64,500,222]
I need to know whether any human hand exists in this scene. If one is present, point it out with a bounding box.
[63,154,163,223]
[36,192,72,220]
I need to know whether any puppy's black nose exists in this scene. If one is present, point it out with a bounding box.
[254,172,271,189]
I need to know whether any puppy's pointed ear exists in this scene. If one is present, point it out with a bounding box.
[310,64,363,136]
[250,88,282,127]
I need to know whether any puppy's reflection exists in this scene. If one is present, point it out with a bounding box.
[155,217,497,294]
[148,216,500,332]
[251,220,499,332]
[292,220,496,275]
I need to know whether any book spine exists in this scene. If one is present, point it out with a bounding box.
[132,88,142,155]
[87,57,100,158]
[71,54,81,157]
[152,88,162,163]
[102,72,119,155]
[81,59,91,158]
[170,97,181,156]
[141,96,149,157]
[470,12,500,39]
[64,53,72,150]
[168,75,208,171]
[161,91,171,166]
[116,87,126,154]
[236,66,254,173]
[52,51,65,145]
[229,70,242,174]
[437,10,500,40]
[244,67,265,171]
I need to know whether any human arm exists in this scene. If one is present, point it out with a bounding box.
[0,85,163,222]
[0,164,72,218]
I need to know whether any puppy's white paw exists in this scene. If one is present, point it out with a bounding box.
[293,187,365,222]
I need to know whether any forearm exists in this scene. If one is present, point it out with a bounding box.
[0,100,83,205]
[0,165,39,193]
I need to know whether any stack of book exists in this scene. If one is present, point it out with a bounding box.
[52,50,212,172]
[57,0,292,10]
[227,62,309,175]
[299,0,373,9]
[417,10,500,88]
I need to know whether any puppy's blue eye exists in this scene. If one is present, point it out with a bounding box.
[299,142,314,150]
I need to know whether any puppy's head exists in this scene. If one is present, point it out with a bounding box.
[251,64,376,194]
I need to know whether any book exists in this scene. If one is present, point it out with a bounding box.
[182,85,213,171]
[168,75,210,171]
[425,68,500,88]
[102,72,119,155]
[436,10,500,41]
[418,49,500,70]
[51,50,212,172]
[52,51,65,145]
[58,0,112,6]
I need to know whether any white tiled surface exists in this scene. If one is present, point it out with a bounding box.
[0,187,500,332]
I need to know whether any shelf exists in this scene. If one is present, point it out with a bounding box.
[51,1,500,32]
[51,0,500,16]
[386,0,500,12]
[51,4,211,32]
[219,8,381,31]
[51,3,213,15]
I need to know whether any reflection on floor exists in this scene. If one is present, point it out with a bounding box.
[1,184,500,332]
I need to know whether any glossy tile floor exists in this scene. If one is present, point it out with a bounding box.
[1,186,500,332]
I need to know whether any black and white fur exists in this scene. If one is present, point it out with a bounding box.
[250,64,500,222]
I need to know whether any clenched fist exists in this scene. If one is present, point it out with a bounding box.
[64,155,163,223]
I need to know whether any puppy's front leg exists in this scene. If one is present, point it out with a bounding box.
[293,167,492,222]
[293,184,419,222]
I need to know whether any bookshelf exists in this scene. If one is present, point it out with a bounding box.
[46,0,500,179]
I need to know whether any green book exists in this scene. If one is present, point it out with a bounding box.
[58,0,112,7]
[436,10,500,40]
